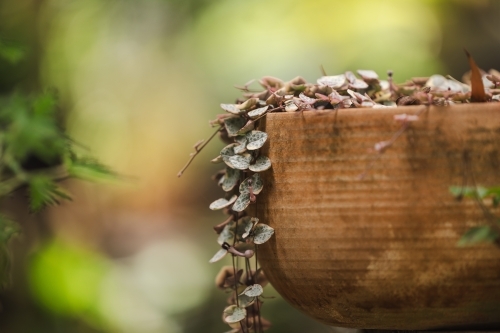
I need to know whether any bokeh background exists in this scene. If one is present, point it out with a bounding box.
[0,0,499,332]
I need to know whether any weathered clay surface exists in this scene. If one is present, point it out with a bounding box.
[251,103,500,330]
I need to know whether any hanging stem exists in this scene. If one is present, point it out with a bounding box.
[177,126,222,177]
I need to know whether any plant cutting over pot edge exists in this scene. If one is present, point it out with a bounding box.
[179,51,500,332]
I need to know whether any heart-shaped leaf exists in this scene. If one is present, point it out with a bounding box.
[221,103,245,115]
[357,69,379,81]
[228,155,251,170]
[253,224,274,244]
[284,100,298,112]
[224,117,247,137]
[242,217,259,239]
[233,136,247,154]
[209,195,237,210]
[209,248,228,263]
[223,305,247,323]
[240,173,263,195]
[349,79,369,90]
[222,168,241,192]
[218,223,235,245]
[238,293,256,308]
[220,143,238,168]
[237,98,258,110]
[239,284,263,297]
[247,105,269,119]
[299,92,316,105]
[232,193,251,212]
[236,120,255,135]
[246,131,268,150]
[249,156,271,172]
[317,75,346,89]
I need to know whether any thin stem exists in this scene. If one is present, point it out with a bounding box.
[359,106,427,179]
[177,126,222,177]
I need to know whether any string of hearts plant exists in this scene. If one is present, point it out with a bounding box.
[178,51,500,333]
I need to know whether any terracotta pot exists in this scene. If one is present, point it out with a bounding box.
[252,103,500,330]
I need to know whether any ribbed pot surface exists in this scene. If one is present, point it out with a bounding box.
[252,103,500,330]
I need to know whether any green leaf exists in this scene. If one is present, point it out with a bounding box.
[457,225,498,247]
[449,186,490,199]
[0,39,26,64]
[28,175,72,212]
[67,157,116,182]
[0,215,19,244]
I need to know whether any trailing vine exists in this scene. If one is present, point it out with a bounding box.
[179,51,499,332]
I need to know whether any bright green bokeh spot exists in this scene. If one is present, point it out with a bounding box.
[29,240,110,323]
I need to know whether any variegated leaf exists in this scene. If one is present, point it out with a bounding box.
[253,224,274,244]
[221,103,245,115]
[299,92,316,105]
[209,248,228,263]
[239,284,263,297]
[284,100,298,112]
[236,120,255,135]
[220,143,237,168]
[237,98,258,110]
[317,75,346,89]
[239,217,255,239]
[222,168,241,192]
[249,156,271,172]
[234,135,247,154]
[357,69,379,81]
[232,193,251,212]
[240,173,263,195]
[238,293,256,308]
[218,223,235,245]
[247,105,269,119]
[209,195,237,210]
[349,79,369,90]
[224,117,247,137]
[241,217,259,239]
[246,130,268,150]
[229,155,250,170]
[223,305,247,323]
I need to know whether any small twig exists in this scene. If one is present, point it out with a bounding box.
[359,106,427,179]
[177,126,222,178]
[320,65,327,76]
